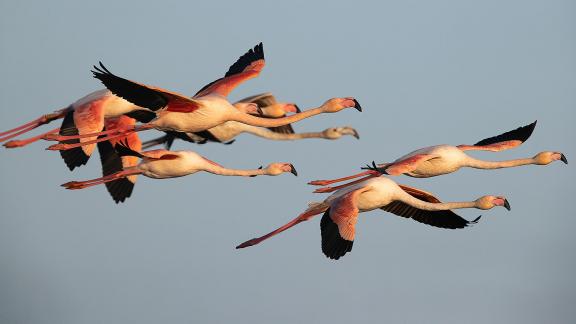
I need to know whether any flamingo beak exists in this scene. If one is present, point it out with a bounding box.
[294,104,301,113]
[353,99,362,112]
[290,164,298,176]
[352,129,360,139]
[249,166,263,177]
[560,153,568,164]
[257,106,264,115]
[503,199,511,211]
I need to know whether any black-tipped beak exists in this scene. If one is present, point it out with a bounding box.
[352,129,360,139]
[290,164,298,176]
[353,99,362,112]
[257,106,264,116]
[504,199,511,211]
[294,105,301,113]
[560,153,568,164]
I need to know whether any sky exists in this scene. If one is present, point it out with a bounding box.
[0,0,575,323]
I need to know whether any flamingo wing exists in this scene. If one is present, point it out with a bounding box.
[321,188,366,260]
[58,105,105,171]
[380,184,481,229]
[236,92,277,108]
[236,92,296,134]
[92,62,201,113]
[384,154,439,175]
[97,116,141,203]
[194,43,265,98]
[458,120,537,152]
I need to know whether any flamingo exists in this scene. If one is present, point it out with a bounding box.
[61,141,298,194]
[43,43,362,151]
[141,123,360,149]
[236,176,510,260]
[142,93,358,148]
[96,115,142,203]
[1,89,154,170]
[309,121,568,193]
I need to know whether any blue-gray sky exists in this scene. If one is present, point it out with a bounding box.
[1,0,574,323]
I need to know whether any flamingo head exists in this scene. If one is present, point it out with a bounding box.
[265,163,298,176]
[322,127,360,140]
[533,151,568,165]
[475,195,511,211]
[322,97,362,113]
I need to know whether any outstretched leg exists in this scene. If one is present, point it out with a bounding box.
[313,174,380,193]
[62,169,142,190]
[3,128,60,148]
[0,108,70,142]
[42,126,136,141]
[236,203,328,249]
[47,124,154,151]
[308,170,379,186]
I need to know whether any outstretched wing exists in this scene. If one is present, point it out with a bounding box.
[384,154,439,175]
[236,92,277,108]
[321,188,366,260]
[92,62,202,113]
[97,116,141,203]
[381,184,481,229]
[194,43,265,98]
[458,120,537,152]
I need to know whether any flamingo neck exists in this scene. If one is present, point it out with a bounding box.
[235,123,324,140]
[397,192,477,211]
[204,164,269,177]
[230,106,324,128]
[463,156,536,169]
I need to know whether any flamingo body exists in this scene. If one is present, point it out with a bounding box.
[150,95,234,133]
[136,150,212,179]
[392,145,470,178]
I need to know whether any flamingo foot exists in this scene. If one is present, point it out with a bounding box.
[313,187,337,193]
[47,143,72,151]
[236,238,260,249]
[61,181,86,189]
[4,140,28,148]
[308,180,334,186]
[42,133,61,141]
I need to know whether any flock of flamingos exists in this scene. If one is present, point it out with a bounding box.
[0,43,568,260]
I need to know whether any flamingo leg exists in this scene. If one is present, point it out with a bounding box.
[308,170,379,186]
[3,128,60,148]
[46,124,154,151]
[236,204,328,249]
[62,169,142,190]
[141,135,168,150]
[42,126,135,141]
[313,174,380,193]
[0,109,70,140]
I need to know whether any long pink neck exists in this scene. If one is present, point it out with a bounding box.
[236,123,325,140]
[398,192,477,211]
[204,164,269,177]
[230,106,324,128]
[463,156,536,169]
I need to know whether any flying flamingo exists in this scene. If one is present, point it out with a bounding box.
[61,142,298,195]
[142,123,360,149]
[96,115,142,203]
[309,121,568,193]
[43,43,362,151]
[237,176,510,260]
[1,89,154,170]
[141,92,359,148]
